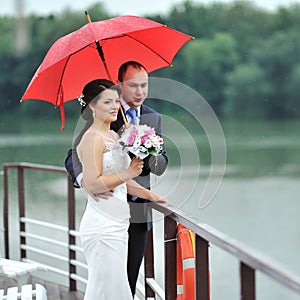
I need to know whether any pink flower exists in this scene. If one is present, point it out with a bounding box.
[145,129,155,136]
[127,133,136,145]
[131,129,138,136]
[141,136,148,144]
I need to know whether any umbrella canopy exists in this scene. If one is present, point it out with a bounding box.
[20,15,193,129]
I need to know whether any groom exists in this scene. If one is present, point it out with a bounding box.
[65,61,168,296]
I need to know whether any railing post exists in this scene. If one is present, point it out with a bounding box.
[240,262,256,300]
[17,166,26,260]
[3,166,9,258]
[145,227,155,297]
[195,235,210,299]
[164,215,177,300]
[67,177,77,291]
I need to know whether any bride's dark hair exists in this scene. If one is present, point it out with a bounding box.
[72,79,121,154]
[80,79,121,121]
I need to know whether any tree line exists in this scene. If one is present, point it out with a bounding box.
[1,0,300,122]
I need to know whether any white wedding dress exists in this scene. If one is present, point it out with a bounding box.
[78,132,133,300]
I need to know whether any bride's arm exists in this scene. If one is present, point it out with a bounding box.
[126,180,167,203]
[78,133,142,195]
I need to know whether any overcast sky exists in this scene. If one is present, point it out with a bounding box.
[1,0,299,16]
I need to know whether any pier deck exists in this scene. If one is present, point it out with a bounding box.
[0,276,84,300]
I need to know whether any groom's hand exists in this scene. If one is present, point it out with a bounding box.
[93,190,114,201]
[82,179,114,202]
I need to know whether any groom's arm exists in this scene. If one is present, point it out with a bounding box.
[64,148,82,188]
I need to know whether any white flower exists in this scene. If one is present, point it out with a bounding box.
[144,139,153,148]
[133,139,141,148]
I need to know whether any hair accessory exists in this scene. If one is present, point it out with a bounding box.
[77,94,86,106]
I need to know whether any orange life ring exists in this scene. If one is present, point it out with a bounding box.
[176,224,195,300]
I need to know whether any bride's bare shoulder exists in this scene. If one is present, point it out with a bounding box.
[78,130,105,150]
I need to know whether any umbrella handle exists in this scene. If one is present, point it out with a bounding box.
[120,106,127,124]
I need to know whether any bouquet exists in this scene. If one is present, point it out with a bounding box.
[118,124,164,159]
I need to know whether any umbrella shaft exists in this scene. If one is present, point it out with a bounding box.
[96,41,105,61]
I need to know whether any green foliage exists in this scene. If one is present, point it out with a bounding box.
[178,33,239,113]
[219,1,274,59]
[250,29,300,117]
[167,1,225,38]
[272,4,300,31]
[223,64,272,118]
[285,64,300,117]
[0,0,299,127]
[0,17,13,56]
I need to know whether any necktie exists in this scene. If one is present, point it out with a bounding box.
[126,108,139,125]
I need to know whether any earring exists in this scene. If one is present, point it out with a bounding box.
[92,110,95,118]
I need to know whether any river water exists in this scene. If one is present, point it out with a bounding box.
[0,119,299,299]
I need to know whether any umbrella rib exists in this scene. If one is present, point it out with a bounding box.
[125,34,171,65]
[103,33,172,66]
[53,43,94,106]
[55,55,72,107]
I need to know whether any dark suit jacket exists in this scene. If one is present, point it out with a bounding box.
[65,103,168,225]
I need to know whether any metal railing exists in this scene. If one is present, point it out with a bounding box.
[2,162,300,299]
[148,203,300,299]
[2,162,80,291]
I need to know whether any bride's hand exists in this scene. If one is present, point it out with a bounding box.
[122,123,133,130]
[94,190,114,200]
[128,157,144,178]
[149,192,167,203]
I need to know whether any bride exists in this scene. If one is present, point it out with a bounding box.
[75,79,166,299]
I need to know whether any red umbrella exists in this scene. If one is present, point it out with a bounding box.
[20,14,193,130]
